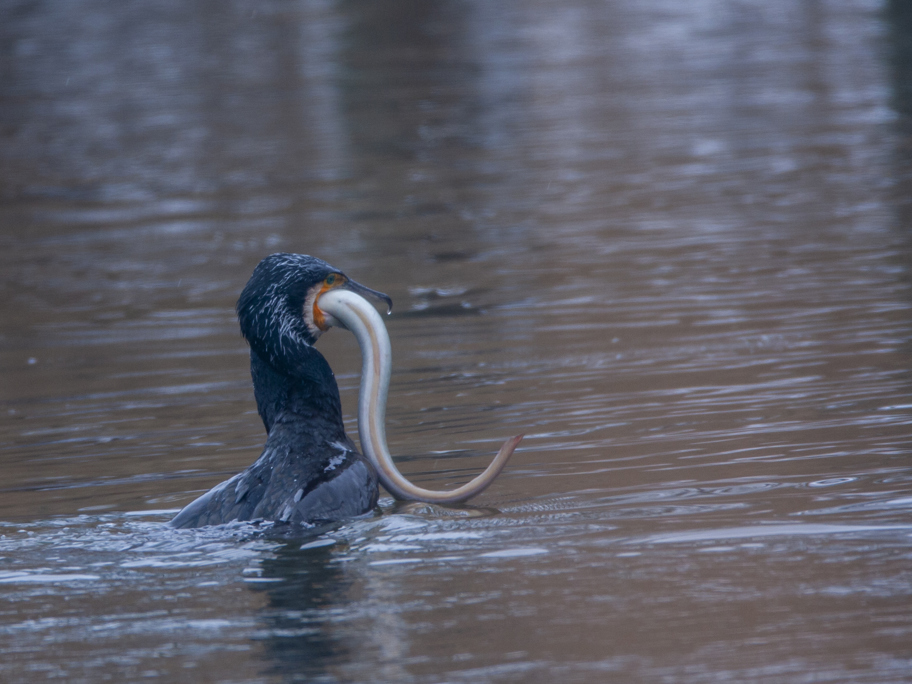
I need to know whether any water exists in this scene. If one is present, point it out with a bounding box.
[2,0,912,681]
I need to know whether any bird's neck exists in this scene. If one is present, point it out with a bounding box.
[249,348,346,438]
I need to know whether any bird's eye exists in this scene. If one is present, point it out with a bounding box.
[324,273,345,288]
[325,274,337,286]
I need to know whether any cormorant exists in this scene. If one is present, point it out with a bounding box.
[170,253,521,529]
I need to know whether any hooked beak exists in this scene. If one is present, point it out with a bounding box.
[315,278,392,333]
[342,279,392,315]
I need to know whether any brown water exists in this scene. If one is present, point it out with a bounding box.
[2,0,912,682]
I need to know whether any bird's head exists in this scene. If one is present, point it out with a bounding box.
[236,253,391,372]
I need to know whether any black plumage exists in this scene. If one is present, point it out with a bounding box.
[170,254,383,529]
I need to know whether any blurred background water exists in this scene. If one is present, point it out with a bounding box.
[2,0,912,682]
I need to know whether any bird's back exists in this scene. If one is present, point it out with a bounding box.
[170,431,378,529]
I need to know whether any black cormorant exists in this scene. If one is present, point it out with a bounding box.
[170,253,521,529]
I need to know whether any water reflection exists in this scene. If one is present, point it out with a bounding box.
[253,542,350,681]
[253,532,421,683]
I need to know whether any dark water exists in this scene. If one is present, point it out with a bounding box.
[2,0,912,681]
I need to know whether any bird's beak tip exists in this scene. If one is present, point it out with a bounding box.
[344,279,393,316]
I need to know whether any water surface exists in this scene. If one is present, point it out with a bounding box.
[2,0,912,682]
